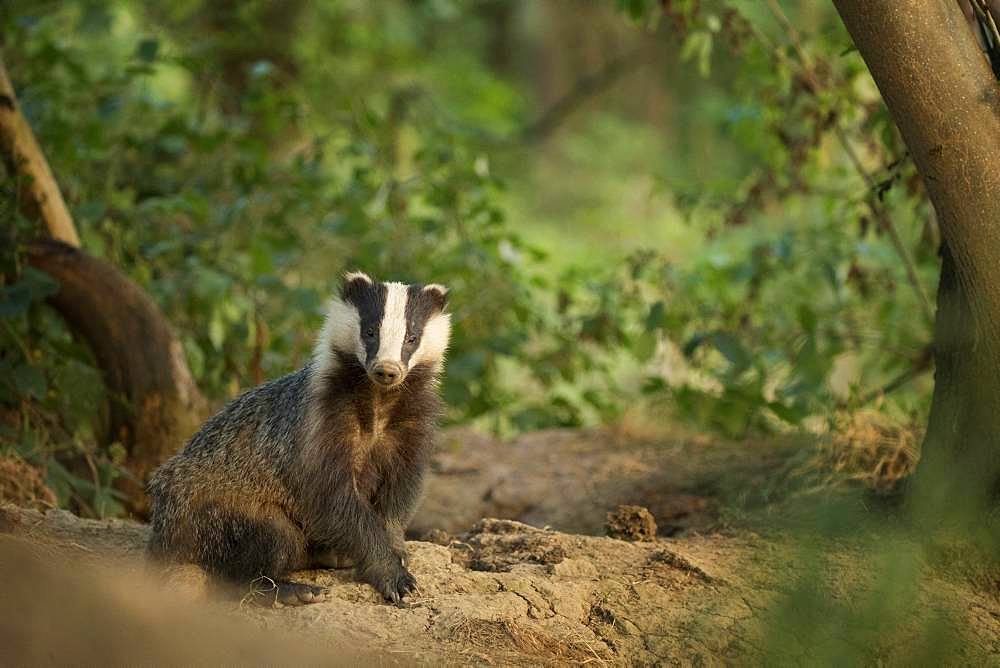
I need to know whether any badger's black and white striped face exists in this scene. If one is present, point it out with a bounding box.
[315,272,451,388]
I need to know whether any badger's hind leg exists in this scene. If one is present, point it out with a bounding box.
[194,502,328,607]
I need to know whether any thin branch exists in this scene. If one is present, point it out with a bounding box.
[518,48,647,143]
[411,47,647,148]
[855,346,934,407]
[764,0,935,326]
[835,131,935,325]
[0,55,80,247]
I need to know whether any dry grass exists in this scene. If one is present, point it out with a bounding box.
[450,616,610,665]
[242,574,281,608]
[799,410,919,493]
[0,455,56,510]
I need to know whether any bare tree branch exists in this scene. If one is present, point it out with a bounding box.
[518,48,647,144]
[854,346,933,407]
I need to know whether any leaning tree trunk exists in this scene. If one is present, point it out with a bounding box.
[26,242,206,515]
[834,0,1000,520]
[1,57,206,515]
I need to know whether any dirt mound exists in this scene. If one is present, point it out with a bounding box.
[3,504,998,665]
[0,533,367,666]
[605,505,658,541]
[1,505,742,664]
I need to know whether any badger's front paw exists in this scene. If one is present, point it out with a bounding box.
[360,559,417,605]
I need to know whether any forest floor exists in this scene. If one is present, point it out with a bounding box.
[2,427,999,665]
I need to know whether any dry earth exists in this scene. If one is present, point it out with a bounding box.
[413,426,793,538]
[2,502,999,665]
[2,427,998,665]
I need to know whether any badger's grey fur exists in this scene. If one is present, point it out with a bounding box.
[147,272,451,605]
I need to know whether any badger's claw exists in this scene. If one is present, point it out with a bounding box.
[397,568,417,595]
[363,561,417,605]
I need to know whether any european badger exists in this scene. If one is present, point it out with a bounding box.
[147,272,451,605]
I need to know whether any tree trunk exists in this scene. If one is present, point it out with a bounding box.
[834,0,1000,519]
[0,58,79,246]
[26,241,206,516]
[478,0,517,74]
[1,57,208,515]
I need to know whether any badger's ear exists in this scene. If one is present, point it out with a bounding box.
[341,271,373,299]
[422,283,449,312]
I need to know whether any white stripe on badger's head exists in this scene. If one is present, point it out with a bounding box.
[375,282,410,370]
[312,294,362,369]
[313,272,451,389]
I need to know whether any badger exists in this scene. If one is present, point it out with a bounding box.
[147,272,451,605]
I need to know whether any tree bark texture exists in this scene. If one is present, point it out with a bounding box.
[834,0,1000,515]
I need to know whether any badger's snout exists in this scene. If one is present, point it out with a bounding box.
[369,360,405,387]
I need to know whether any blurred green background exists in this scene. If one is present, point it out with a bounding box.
[1,1,934,514]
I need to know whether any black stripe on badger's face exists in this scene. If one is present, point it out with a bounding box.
[342,275,388,367]
[402,284,446,366]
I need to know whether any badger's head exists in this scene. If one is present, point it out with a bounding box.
[314,271,451,389]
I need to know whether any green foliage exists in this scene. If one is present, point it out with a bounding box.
[589,1,935,436]
[0,0,940,513]
[0,231,120,515]
[0,0,549,511]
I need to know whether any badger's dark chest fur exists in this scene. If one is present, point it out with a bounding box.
[342,377,405,499]
[304,353,441,507]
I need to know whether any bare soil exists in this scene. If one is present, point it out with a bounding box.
[2,427,998,665]
[413,426,793,538]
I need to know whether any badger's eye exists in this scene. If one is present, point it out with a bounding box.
[365,327,375,338]
[406,335,418,344]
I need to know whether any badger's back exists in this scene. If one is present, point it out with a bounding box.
[147,367,312,553]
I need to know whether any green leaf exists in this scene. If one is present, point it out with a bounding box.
[135,38,160,63]
[768,400,808,425]
[12,364,47,400]
[0,269,58,319]
[680,31,714,77]
[645,300,666,331]
[208,311,226,350]
[633,331,658,362]
[641,376,668,395]
[684,331,752,372]
[797,304,818,335]
[251,241,275,275]
[711,333,751,371]
[615,0,654,20]
[0,284,34,319]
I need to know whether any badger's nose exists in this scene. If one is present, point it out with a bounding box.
[371,361,404,386]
